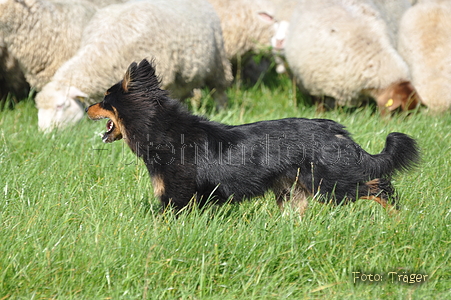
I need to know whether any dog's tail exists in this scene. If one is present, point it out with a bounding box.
[365,132,420,178]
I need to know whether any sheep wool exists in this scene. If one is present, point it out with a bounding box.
[284,0,419,111]
[207,0,279,83]
[0,37,29,102]
[398,0,451,113]
[370,0,411,46]
[207,0,275,61]
[0,0,99,90]
[36,0,233,130]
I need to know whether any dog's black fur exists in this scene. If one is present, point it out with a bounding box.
[87,59,420,213]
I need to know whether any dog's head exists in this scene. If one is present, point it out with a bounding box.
[86,59,166,143]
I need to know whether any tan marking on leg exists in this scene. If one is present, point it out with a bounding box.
[273,176,310,218]
[289,188,309,217]
[361,179,399,214]
[360,195,399,216]
[151,174,165,198]
[360,195,390,208]
[365,179,380,194]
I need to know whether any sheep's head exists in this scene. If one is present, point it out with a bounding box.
[257,11,289,74]
[257,12,289,51]
[36,82,88,131]
[271,20,289,51]
[373,81,421,115]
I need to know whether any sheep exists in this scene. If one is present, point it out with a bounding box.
[206,0,297,82]
[36,0,233,131]
[398,0,451,113]
[260,0,411,66]
[255,0,299,75]
[206,0,274,83]
[207,0,274,63]
[0,38,29,104]
[370,0,412,46]
[280,0,420,112]
[0,0,101,91]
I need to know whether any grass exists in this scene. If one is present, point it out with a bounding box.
[1,75,451,299]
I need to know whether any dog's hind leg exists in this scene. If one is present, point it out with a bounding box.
[360,179,399,212]
[274,180,311,217]
[360,195,392,209]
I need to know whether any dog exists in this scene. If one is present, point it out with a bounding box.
[86,59,419,214]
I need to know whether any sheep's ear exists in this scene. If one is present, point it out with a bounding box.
[122,62,138,92]
[258,12,275,24]
[68,86,88,103]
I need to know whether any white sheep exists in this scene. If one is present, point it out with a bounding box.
[370,0,412,45]
[0,0,100,91]
[256,0,299,74]
[260,0,411,67]
[398,0,451,113]
[206,0,297,81]
[281,0,420,112]
[207,0,275,62]
[0,36,29,103]
[36,0,233,130]
[206,0,275,83]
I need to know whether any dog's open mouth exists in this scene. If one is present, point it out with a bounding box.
[106,119,114,134]
[86,102,123,143]
[102,119,116,142]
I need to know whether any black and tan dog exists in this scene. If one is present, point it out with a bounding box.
[86,59,419,214]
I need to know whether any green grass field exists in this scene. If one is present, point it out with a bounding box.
[1,76,451,299]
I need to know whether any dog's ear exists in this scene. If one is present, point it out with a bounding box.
[122,62,138,92]
[121,59,162,93]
